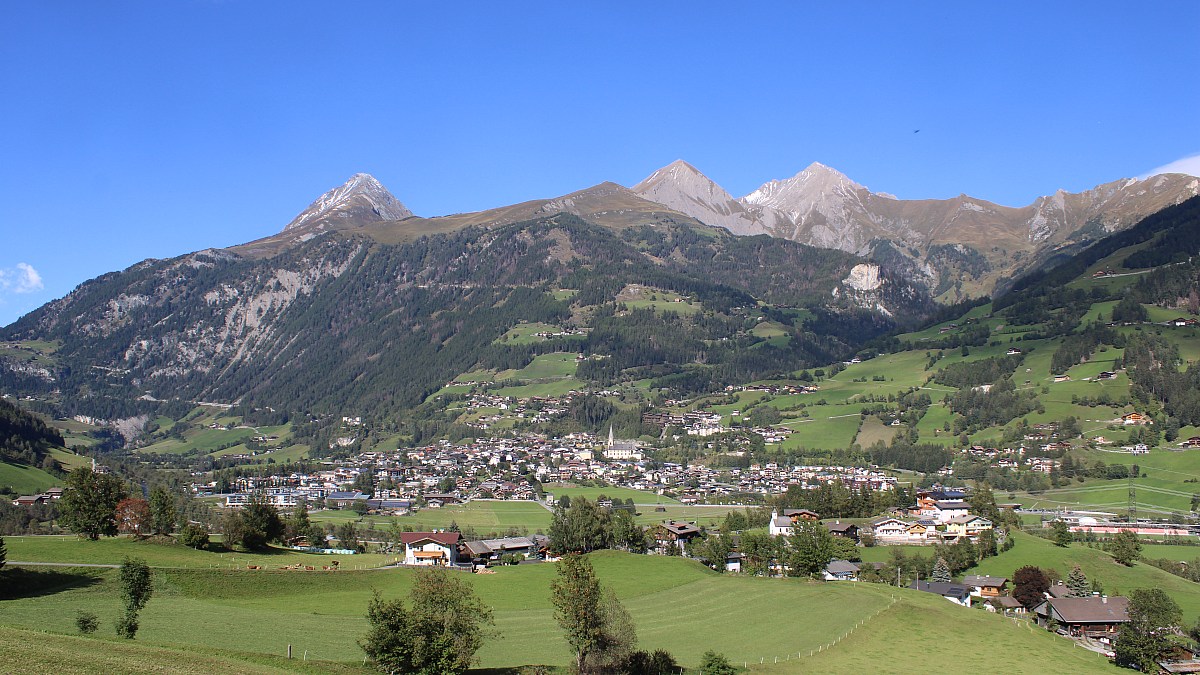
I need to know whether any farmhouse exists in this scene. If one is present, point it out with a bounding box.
[961,575,1008,598]
[824,521,860,542]
[400,531,463,566]
[652,521,703,553]
[944,514,993,539]
[1121,412,1151,426]
[909,580,972,606]
[1032,595,1129,639]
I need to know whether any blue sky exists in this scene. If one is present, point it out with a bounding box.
[2,1,1198,326]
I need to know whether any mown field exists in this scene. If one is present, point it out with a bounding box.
[4,536,393,570]
[0,550,1114,673]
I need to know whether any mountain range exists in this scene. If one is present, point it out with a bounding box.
[245,162,1199,300]
[2,161,1197,423]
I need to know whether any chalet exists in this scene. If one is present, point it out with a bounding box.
[824,521,860,542]
[422,493,461,506]
[1096,371,1117,380]
[987,596,1026,614]
[400,532,463,567]
[961,575,1008,598]
[461,536,544,563]
[823,560,861,581]
[13,494,47,506]
[1053,375,1071,383]
[1121,412,1151,426]
[654,521,702,553]
[782,508,820,522]
[916,489,966,514]
[909,580,972,607]
[944,514,993,539]
[45,487,64,500]
[1033,595,1129,639]
[931,500,970,523]
[1181,436,1200,448]
[871,517,909,540]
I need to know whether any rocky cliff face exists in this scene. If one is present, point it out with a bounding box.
[632,161,1200,299]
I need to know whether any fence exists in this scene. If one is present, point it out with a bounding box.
[738,594,901,670]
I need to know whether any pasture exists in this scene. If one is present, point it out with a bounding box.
[0,550,1112,672]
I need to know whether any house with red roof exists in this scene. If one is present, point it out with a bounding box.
[400,531,463,566]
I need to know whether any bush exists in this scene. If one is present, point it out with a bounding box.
[699,650,737,675]
[75,610,99,634]
[179,523,209,550]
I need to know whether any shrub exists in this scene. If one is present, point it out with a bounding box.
[75,611,99,634]
[179,523,209,550]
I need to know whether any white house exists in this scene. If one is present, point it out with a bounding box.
[400,532,463,566]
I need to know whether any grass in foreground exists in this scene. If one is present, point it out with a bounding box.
[0,551,1115,672]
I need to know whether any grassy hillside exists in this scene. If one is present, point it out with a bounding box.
[0,550,1115,672]
[0,625,365,674]
[972,531,1200,624]
[0,460,60,494]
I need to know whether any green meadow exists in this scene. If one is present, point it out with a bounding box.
[0,550,1113,672]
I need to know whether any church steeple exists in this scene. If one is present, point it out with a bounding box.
[607,424,614,447]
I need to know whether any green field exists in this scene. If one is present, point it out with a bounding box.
[542,484,679,505]
[497,352,579,381]
[0,551,1113,672]
[972,531,1200,624]
[313,500,554,535]
[3,536,391,570]
[0,461,61,494]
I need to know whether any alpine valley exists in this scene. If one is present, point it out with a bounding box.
[2,163,1198,436]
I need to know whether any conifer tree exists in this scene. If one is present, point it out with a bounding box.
[1066,565,1090,597]
[932,557,952,583]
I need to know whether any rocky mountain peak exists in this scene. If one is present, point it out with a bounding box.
[283,173,413,232]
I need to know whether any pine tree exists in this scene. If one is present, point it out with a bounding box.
[932,557,952,583]
[1066,565,1090,597]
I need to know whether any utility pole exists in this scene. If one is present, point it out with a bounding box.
[1128,474,1137,522]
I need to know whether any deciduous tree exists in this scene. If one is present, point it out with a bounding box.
[1012,565,1050,610]
[148,486,176,536]
[115,498,151,537]
[115,557,152,639]
[1110,530,1142,566]
[1115,588,1182,671]
[60,468,128,540]
[359,567,494,674]
[787,520,835,578]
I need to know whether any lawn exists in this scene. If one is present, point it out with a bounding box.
[0,552,1113,672]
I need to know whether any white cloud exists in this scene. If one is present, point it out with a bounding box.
[0,262,44,294]
[1139,153,1200,179]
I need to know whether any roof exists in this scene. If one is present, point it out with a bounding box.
[772,516,794,527]
[783,509,819,518]
[909,580,971,601]
[662,522,701,536]
[1047,583,1071,598]
[328,491,369,500]
[1039,596,1130,624]
[946,514,991,525]
[825,522,859,533]
[825,560,860,575]
[962,575,1007,588]
[935,500,969,509]
[400,532,462,547]
[989,596,1023,609]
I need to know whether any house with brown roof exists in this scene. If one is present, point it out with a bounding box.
[961,575,1008,598]
[400,532,463,566]
[652,521,702,553]
[1032,595,1129,639]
